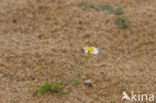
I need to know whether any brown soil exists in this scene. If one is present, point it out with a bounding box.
[0,0,156,103]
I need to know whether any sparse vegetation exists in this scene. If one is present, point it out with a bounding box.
[81,2,130,29]
[0,0,155,102]
[81,1,88,10]
[113,8,124,15]
[38,82,53,93]
[30,47,98,96]
[117,16,130,29]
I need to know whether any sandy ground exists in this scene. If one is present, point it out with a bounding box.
[0,0,156,103]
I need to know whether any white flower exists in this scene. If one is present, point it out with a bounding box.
[84,47,99,55]
[84,79,92,83]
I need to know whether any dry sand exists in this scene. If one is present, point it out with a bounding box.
[0,0,156,103]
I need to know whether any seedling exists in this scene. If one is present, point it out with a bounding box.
[53,86,62,91]
[118,16,127,21]
[66,90,70,94]
[58,91,64,96]
[37,81,67,94]
[38,82,53,93]
[89,4,96,9]
[117,22,130,29]
[81,2,87,10]
[58,90,70,96]
[100,5,110,10]
[29,84,39,89]
[113,8,124,15]
[35,67,43,73]
[71,78,79,83]
[56,82,66,86]
[56,73,62,77]
[100,5,113,13]
[117,16,130,29]
[107,8,113,13]
[80,2,130,29]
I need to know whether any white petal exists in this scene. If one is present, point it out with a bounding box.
[92,47,99,55]
[83,47,99,55]
[83,47,88,54]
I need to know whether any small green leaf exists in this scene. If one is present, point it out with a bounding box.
[56,73,62,77]
[113,8,124,15]
[100,5,106,10]
[38,82,53,93]
[89,4,95,9]
[82,2,87,10]
[66,90,70,94]
[58,91,64,96]
[29,84,38,89]
[123,22,130,28]
[53,86,62,91]
[117,23,121,29]
[35,67,43,73]
[57,82,66,86]
[107,9,113,13]
[71,78,79,83]
[95,7,100,11]
[118,16,127,21]
[100,5,110,10]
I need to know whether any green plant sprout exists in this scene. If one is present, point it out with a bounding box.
[29,84,39,89]
[58,91,64,96]
[56,73,62,77]
[81,2,87,10]
[57,90,70,96]
[80,2,130,29]
[89,4,96,9]
[30,47,99,96]
[81,2,97,10]
[100,5,113,13]
[35,67,43,73]
[70,78,79,83]
[118,16,127,21]
[117,16,130,29]
[113,8,124,15]
[38,82,53,93]
[66,90,70,94]
[37,81,67,93]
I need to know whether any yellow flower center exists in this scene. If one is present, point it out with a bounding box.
[87,47,94,52]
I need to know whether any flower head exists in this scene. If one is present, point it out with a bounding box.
[84,47,99,55]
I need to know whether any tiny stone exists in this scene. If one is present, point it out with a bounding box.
[84,79,92,83]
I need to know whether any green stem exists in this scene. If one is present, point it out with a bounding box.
[77,52,91,77]
[58,52,91,92]
[82,52,91,72]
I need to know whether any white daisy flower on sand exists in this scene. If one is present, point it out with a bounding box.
[84,47,99,55]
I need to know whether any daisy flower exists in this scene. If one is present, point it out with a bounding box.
[84,47,99,55]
